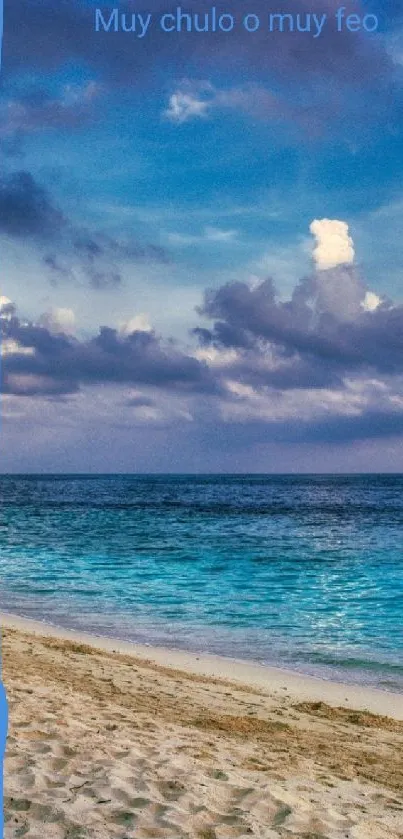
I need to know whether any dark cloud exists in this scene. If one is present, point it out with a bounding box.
[1,312,215,396]
[196,269,403,380]
[293,409,403,444]
[2,0,396,102]
[0,170,169,287]
[4,263,403,446]
[0,171,65,238]
[2,374,78,398]
[204,408,403,448]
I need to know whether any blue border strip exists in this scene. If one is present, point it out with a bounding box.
[0,0,2,70]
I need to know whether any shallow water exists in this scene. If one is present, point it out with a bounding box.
[0,474,402,690]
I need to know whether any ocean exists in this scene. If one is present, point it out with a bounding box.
[0,474,402,691]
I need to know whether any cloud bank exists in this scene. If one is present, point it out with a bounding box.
[3,221,403,457]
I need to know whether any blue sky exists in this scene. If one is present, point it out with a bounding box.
[2,0,403,471]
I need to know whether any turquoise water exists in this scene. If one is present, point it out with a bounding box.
[0,474,402,691]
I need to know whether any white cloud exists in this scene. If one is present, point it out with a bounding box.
[167,226,238,246]
[220,378,403,425]
[194,347,238,366]
[164,91,210,123]
[204,226,237,242]
[0,295,12,310]
[119,314,152,335]
[220,384,366,424]
[164,80,283,124]
[39,308,76,334]
[310,218,355,271]
[61,81,101,107]
[1,340,35,358]
[362,291,381,312]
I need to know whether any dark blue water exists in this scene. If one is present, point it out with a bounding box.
[0,474,402,690]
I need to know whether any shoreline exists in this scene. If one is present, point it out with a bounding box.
[2,610,402,720]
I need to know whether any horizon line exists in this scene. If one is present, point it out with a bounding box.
[1,471,403,478]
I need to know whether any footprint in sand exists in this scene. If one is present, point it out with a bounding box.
[4,797,31,813]
[50,757,69,772]
[130,797,150,809]
[156,780,186,801]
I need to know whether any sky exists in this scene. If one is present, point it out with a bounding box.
[2,0,403,472]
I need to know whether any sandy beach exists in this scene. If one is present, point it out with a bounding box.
[2,614,403,839]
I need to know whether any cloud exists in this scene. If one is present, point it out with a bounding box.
[167,226,238,246]
[0,170,169,288]
[1,306,216,397]
[4,219,403,450]
[310,218,355,270]
[119,314,152,335]
[0,295,13,313]
[0,171,65,238]
[194,221,403,386]
[362,291,381,312]
[196,266,403,380]
[164,88,210,123]
[0,82,101,137]
[164,81,287,124]
[38,308,76,335]
[4,0,393,109]
[0,1,399,164]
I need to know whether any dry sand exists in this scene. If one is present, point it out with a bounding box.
[2,614,403,839]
